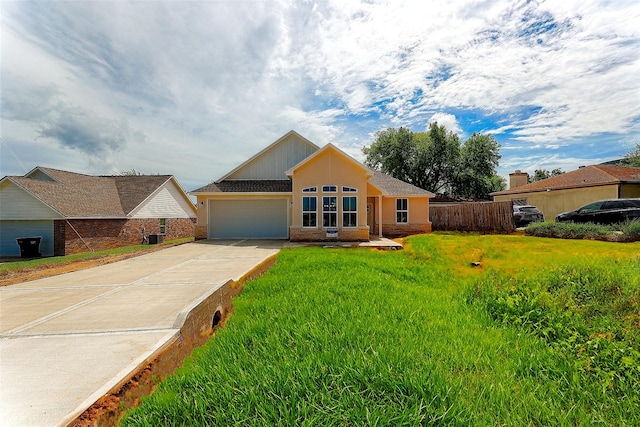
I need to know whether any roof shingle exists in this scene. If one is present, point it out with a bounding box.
[492,165,640,196]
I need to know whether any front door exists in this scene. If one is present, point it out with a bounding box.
[367,203,374,234]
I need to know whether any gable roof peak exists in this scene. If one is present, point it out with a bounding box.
[285,142,373,177]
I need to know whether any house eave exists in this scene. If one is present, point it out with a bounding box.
[490,181,623,197]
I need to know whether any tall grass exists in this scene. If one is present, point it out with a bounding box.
[121,234,640,426]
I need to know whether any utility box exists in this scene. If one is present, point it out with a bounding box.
[326,228,338,239]
[148,234,164,245]
[16,237,42,258]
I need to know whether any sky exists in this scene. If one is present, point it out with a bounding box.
[2,0,639,192]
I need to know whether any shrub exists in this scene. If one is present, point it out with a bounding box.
[525,220,640,241]
[466,259,640,397]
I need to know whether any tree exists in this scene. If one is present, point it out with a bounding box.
[528,168,564,183]
[120,168,143,176]
[363,127,415,183]
[624,143,640,167]
[454,133,505,199]
[412,122,461,193]
[363,124,504,198]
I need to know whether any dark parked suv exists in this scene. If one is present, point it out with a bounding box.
[555,198,640,224]
[513,204,544,227]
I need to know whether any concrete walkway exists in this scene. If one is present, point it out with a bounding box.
[0,240,283,427]
[0,237,402,426]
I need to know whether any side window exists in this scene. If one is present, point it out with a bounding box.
[159,218,166,234]
[342,196,357,228]
[604,201,624,210]
[396,198,408,223]
[302,196,317,227]
[580,201,604,212]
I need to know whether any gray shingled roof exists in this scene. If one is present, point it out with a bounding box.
[368,171,435,196]
[191,180,292,193]
[7,167,172,218]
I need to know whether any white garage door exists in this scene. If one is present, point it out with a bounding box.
[0,220,54,257]
[209,199,288,239]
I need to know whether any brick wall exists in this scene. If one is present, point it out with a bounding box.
[290,226,369,242]
[194,224,208,240]
[57,218,195,256]
[381,222,432,238]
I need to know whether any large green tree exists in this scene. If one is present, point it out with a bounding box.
[624,143,640,167]
[528,168,565,183]
[454,133,505,199]
[363,124,505,198]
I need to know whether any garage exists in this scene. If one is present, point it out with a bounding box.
[209,199,289,239]
[0,220,54,257]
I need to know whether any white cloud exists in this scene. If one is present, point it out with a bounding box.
[1,0,639,188]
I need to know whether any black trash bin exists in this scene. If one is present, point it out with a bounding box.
[148,234,164,245]
[16,237,42,258]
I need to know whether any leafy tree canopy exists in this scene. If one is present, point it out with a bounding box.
[528,168,565,183]
[363,123,505,198]
[624,143,640,167]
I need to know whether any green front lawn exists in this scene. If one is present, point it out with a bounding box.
[121,234,640,426]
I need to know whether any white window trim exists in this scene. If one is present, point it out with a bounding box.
[396,198,408,224]
[322,195,338,228]
[342,196,358,228]
[302,196,317,228]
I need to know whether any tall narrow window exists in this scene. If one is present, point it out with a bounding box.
[159,218,167,234]
[342,196,357,227]
[396,199,408,223]
[323,196,337,227]
[302,196,317,227]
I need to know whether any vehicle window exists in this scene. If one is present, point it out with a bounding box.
[603,201,624,209]
[623,200,640,208]
[579,201,604,212]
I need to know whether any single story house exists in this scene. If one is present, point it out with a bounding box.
[190,130,434,241]
[491,165,640,220]
[0,166,197,257]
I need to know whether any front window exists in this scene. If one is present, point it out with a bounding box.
[343,196,357,227]
[302,196,317,227]
[322,185,337,193]
[303,186,317,193]
[396,199,408,223]
[159,218,166,234]
[323,196,337,227]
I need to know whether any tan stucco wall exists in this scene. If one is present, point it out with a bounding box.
[620,184,640,198]
[379,196,431,237]
[290,149,370,241]
[493,184,620,221]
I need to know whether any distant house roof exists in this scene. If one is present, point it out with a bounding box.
[368,171,435,197]
[491,165,640,196]
[191,180,293,193]
[3,166,182,218]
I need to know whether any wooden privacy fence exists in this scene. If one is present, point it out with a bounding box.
[430,201,515,233]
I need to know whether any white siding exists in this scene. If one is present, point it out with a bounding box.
[0,181,61,220]
[0,220,54,257]
[228,134,317,180]
[131,182,196,219]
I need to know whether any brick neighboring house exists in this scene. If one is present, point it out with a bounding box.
[191,130,434,241]
[491,165,640,220]
[0,166,196,257]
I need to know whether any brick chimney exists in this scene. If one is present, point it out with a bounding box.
[509,170,528,189]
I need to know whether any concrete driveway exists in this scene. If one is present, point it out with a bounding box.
[0,240,283,427]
